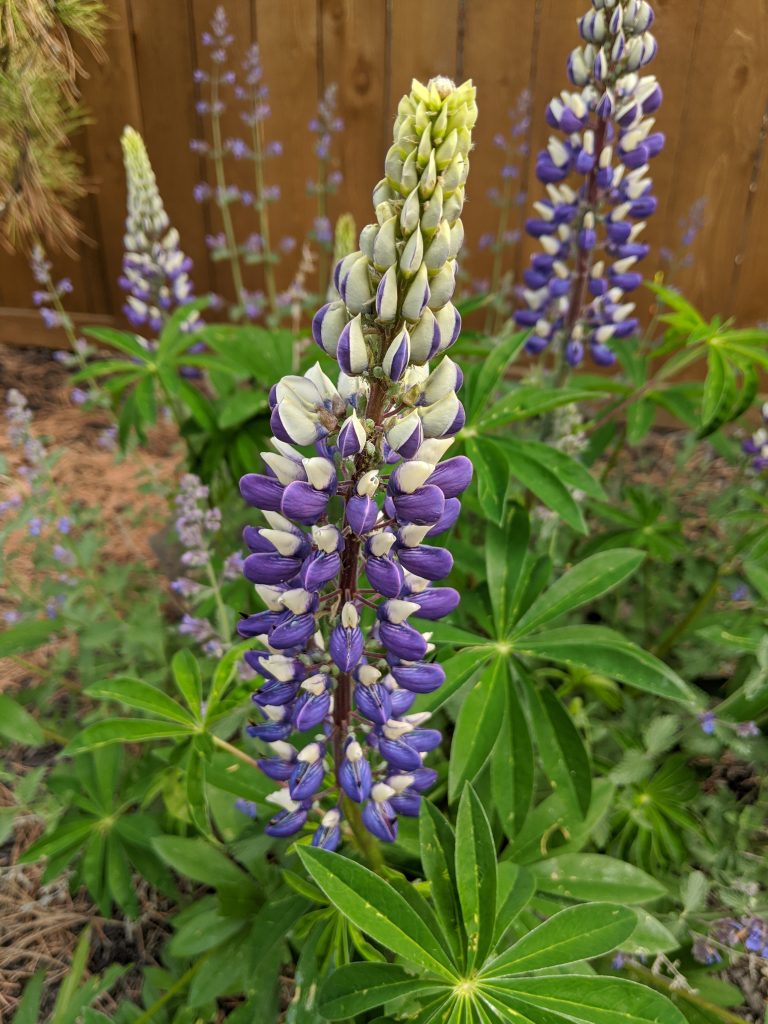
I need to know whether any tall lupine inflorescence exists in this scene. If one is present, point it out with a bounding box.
[237,77,477,848]
[120,128,199,334]
[516,0,664,367]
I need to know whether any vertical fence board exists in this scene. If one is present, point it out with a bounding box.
[128,0,212,298]
[2,0,768,337]
[661,0,768,318]
[319,0,388,236]
[387,0,460,113]
[461,0,538,295]
[190,0,256,303]
[256,0,320,293]
[74,0,143,314]
[729,98,768,326]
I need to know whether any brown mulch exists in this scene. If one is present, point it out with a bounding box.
[0,761,172,1018]
[0,344,182,694]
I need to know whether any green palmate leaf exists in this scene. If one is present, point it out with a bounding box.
[503,445,587,534]
[426,623,492,647]
[529,854,667,904]
[66,718,194,753]
[494,863,536,947]
[486,505,530,637]
[481,903,636,979]
[467,438,510,526]
[419,803,465,965]
[500,438,606,500]
[86,677,194,726]
[132,374,157,428]
[627,909,680,955]
[216,389,269,429]
[200,323,294,381]
[475,386,602,431]
[71,358,142,381]
[416,647,492,714]
[466,330,528,421]
[156,297,212,360]
[483,976,686,1024]
[507,779,615,866]
[0,694,45,746]
[0,617,59,658]
[297,848,457,980]
[456,786,497,969]
[209,639,253,709]
[20,819,95,864]
[627,398,656,444]
[491,684,534,840]
[448,657,506,801]
[186,742,209,835]
[319,963,446,1019]
[174,376,218,430]
[524,679,591,819]
[84,325,153,360]
[512,549,645,638]
[516,625,698,705]
[152,836,250,889]
[171,649,203,716]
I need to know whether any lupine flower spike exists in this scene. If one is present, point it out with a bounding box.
[121,127,199,334]
[237,76,477,847]
[516,0,663,367]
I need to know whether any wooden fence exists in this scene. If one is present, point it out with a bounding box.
[1,0,768,346]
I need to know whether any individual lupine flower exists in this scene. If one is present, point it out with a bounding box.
[697,710,716,735]
[516,0,663,366]
[742,402,768,471]
[120,127,199,334]
[237,76,477,847]
[691,939,721,966]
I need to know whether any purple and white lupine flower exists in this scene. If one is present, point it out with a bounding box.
[120,127,199,335]
[238,76,477,847]
[742,402,768,471]
[516,0,663,367]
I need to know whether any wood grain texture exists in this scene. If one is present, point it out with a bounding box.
[461,0,538,289]
[318,0,388,236]
[256,0,320,292]
[2,0,768,338]
[129,0,212,296]
[660,0,768,318]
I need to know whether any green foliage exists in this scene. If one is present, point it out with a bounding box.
[5,219,767,1024]
[298,790,685,1024]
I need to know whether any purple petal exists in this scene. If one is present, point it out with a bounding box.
[240,474,284,511]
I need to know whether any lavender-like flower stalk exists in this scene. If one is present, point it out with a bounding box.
[237,76,477,847]
[516,0,663,367]
[172,473,235,659]
[192,9,292,321]
[742,402,768,471]
[120,127,198,334]
[308,83,344,296]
